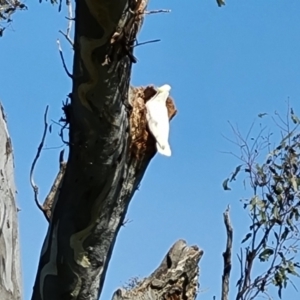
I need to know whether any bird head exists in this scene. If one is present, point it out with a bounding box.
[157,84,171,93]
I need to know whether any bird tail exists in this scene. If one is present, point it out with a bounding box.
[156,142,171,157]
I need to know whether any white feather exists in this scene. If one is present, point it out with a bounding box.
[145,84,172,156]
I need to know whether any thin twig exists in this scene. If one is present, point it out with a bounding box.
[59,30,74,47]
[56,39,73,78]
[219,150,244,161]
[237,249,244,287]
[50,119,69,145]
[51,119,65,128]
[221,133,241,147]
[144,9,171,14]
[245,120,256,142]
[43,145,64,150]
[59,124,69,145]
[271,115,287,132]
[286,98,290,137]
[122,218,133,227]
[249,126,267,156]
[134,39,161,47]
[222,206,233,300]
[29,106,49,218]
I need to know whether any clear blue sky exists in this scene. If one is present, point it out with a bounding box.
[1,0,300,299]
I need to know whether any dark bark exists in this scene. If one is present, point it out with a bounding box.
[0,103,22,300]
[31,1,177,300]
[112,240,203,300]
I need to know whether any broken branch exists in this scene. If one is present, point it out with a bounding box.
[222,206,233,300]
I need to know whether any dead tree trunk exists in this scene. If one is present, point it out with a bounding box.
[0,103,22,300]
[112,240,203,300]
[31,1,182,299]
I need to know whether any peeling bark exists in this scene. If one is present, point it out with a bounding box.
[0,102,22,300]
[31,1,178,300]
[112,240,203,300]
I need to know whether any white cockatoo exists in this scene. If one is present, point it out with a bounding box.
[145,84,172,156]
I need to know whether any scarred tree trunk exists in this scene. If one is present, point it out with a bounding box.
[0,103,22,300]
[30,1,192,300]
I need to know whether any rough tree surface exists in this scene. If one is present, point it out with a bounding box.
[31,1,181,300]
[112,240,203,300]
[0,102,22,300]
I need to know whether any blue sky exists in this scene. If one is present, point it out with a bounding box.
[1,0,300,299]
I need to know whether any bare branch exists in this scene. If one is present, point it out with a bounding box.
[134,39,160,47]
[29,106,49,219]
[236,249,244,295]
[50,119,69,145]
[121,218,132,227]
[245,120,256,142]
[59,30,74,47]
[42,145,64,150]
[222,206,233,300]
[144,9,171,14]
[56,39,73,78]
[274,110,288,128]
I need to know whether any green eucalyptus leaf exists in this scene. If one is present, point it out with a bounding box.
[258,113,267,118]
[291,108,300,124]
[230,165,242,182]
[281,227,289,241]
[241,233,252,244]
[259,248,274,262]
[222,178,231,191]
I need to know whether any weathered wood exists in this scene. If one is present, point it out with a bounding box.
[42,162,67,221]
[31,1,177,300]
[221,208,232,300]
[0,102,22,300]
[112,240,203,300]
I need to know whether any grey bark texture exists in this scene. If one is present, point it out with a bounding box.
[0,102,22,300]
[31,1,179,300]
[112,240,203,300]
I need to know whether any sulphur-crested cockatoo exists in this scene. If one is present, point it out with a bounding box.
[145,84,172,156]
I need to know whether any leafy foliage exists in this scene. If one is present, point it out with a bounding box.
[224,108,300,300]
